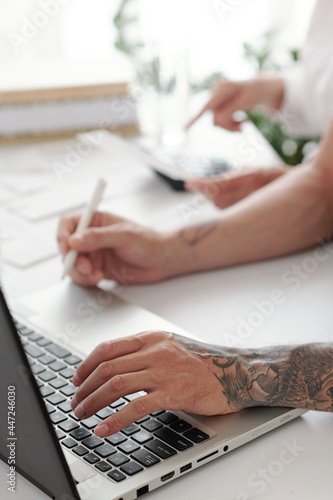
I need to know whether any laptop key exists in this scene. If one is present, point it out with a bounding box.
[96,407,115,420]
[68,411,80,421]
[84,453,100,465]
[125,392,144,401]
[39,354,56,365]
[46,343,71,359]
[32,363,46,375]
[81,416,101,430]
[49,361,67,372]
[45,403,56,414]
[105,433,127,446]
[151,410,165,416]
[145,439,177,459]
[50,378,68,390]
[110,397,127,409]
[24,344,44,358]
[62,438,78,449]
[56,429,66,440]
[65,355,82,366]
[154,428,193,452]
[36,337,52,347]
[58,401,72,413]
[95,461,111,473]
[157,412,179,425]
[121,424,140,436]
[107,452,130,467]
[28,332,44,342]
[70,427,92,441]
[58,420,79,433]
[73,445,89,457]
[60,384,76,397]
[118,440,140,454]
[59,367,75,379]
[107,470,126,482]
[95,444,117,458]
[120,461,143,476]
[39,371,57,382]
[40,386,55,398]
[18,326,34,336]
[82,436,104,449]
[141,419,163,433]
[170,419,192,433]
[132,430,153,444]
[135,415,150,424]
[183,428,210,444]
[47,393,66,405]
[50,411,67,424]
[131,449,160,467]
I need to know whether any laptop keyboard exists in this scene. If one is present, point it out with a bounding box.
[160,152,233,177]
[16,320,211,483]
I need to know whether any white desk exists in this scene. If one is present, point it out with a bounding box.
[1,118,332,500]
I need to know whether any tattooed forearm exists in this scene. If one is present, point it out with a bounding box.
[178,222,217,246]
[175,336,333,413]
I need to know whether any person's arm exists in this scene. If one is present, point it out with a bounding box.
[57,121,333,285]
[171,152,333,274]
[69,331,333,438]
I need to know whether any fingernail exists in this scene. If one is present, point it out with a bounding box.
[72,373,79,386]
[77,262,89,274]
[74,403,85,419]
[95,424,109,437]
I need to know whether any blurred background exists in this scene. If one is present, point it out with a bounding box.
[0,0,318,162]
[1,0,316,88]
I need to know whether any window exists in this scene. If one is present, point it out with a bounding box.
[0,0,316,91]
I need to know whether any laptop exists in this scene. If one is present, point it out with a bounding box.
[0,282,306,500]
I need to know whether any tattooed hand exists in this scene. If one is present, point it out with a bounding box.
[70,331,333,438]
[70,332,238,438]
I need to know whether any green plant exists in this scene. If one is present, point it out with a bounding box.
[113,0,142,56]
[243,32,319,165]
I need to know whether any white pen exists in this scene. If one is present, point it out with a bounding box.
[61,178,107,279]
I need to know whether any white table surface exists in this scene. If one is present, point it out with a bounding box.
[0,117,332,500]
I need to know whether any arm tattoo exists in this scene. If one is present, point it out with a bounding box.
[175,335,333,413]
[178,222,217,246]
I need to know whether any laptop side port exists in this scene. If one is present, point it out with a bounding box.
[180,463,192,473]
[161,471,175,482]
[137,485,149,497]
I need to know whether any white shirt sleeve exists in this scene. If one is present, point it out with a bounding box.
[277,0,333,138]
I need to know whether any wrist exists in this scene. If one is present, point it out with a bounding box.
[252,75,285,110]
[158,230,197,279]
